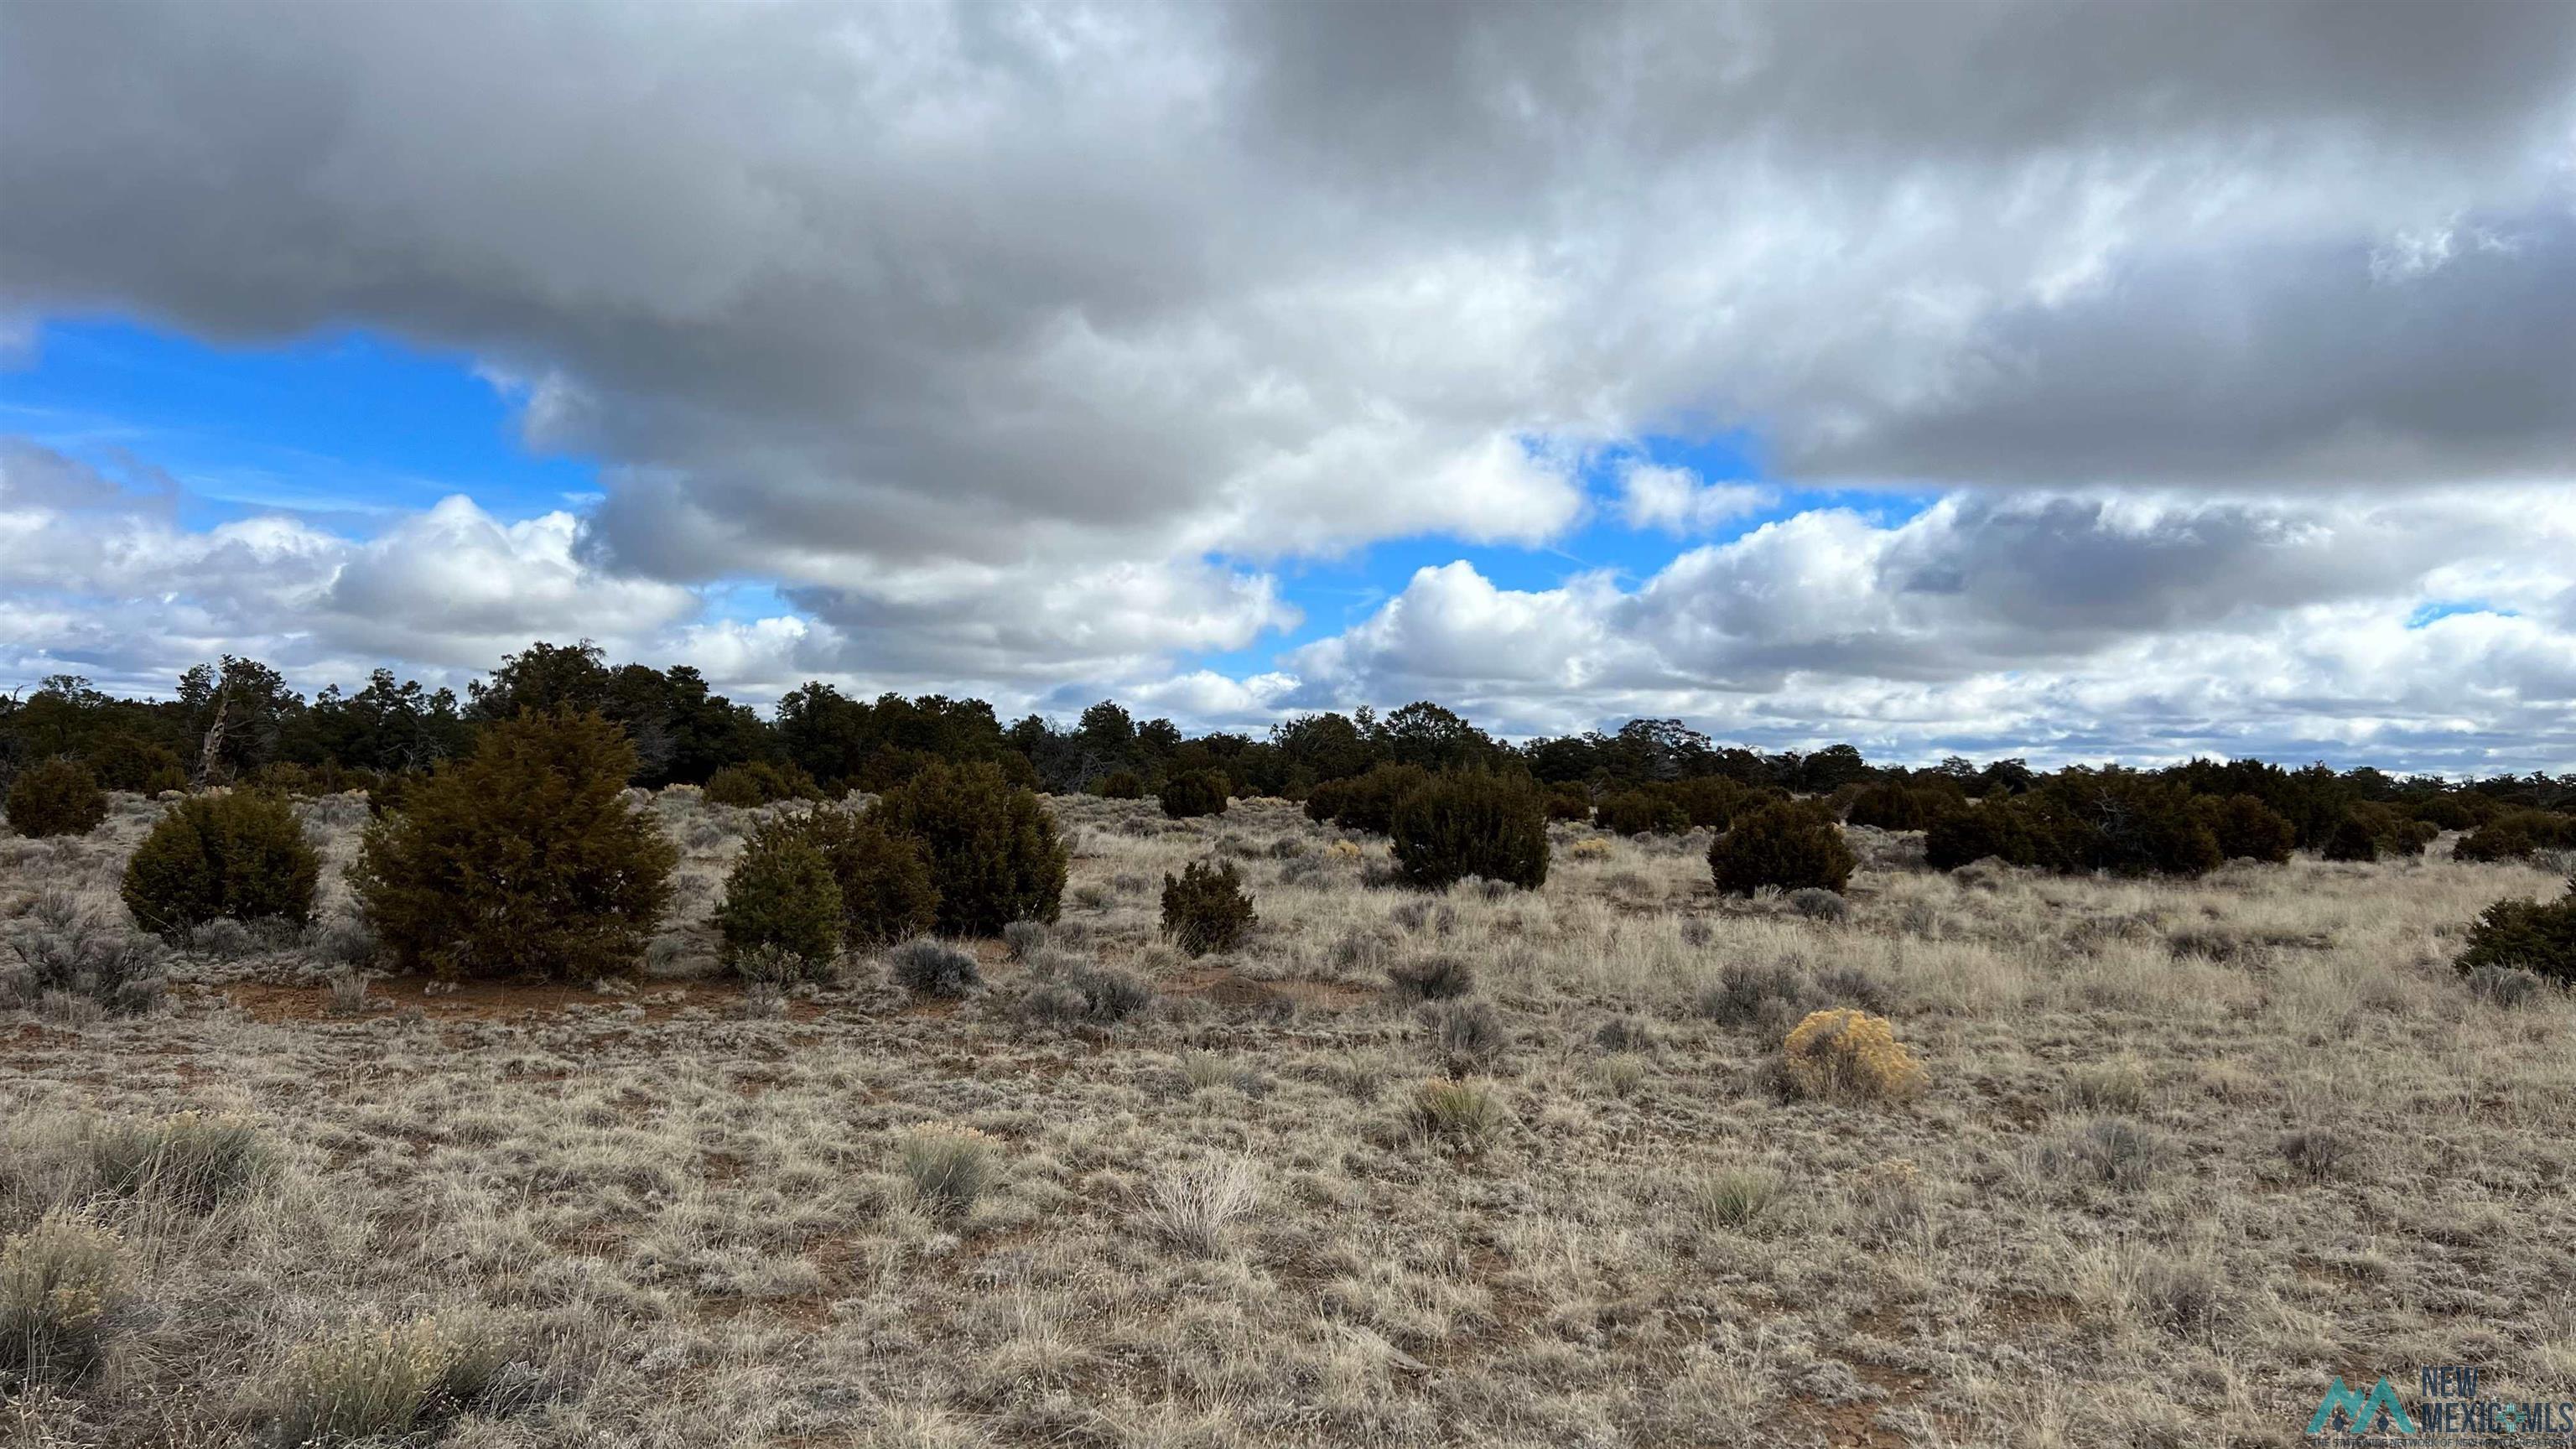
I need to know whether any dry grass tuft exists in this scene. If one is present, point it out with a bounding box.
[1140,1154,1262,1256]
[898,1124,1000,1221]
[1405,1077,1513,1147]
[261,1312,513,1446]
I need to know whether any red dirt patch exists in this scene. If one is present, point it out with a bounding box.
[1985,1290,2080,1332]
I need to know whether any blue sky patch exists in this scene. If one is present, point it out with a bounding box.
[2407,600,2516,629]
[1,318,599,532]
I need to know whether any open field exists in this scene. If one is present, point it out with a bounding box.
[5,790,2574,1448]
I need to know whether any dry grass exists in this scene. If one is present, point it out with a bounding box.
[2,790,2573,1446]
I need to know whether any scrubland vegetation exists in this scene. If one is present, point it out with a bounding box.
[3,649,2575,1446]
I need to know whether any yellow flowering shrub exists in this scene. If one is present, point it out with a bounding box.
[1780,1008,1924,1104]
[1,1213,128,1384]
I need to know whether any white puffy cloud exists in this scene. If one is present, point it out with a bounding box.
[1615,462,1772,536]
[1282,487,2576,767]
[0,444,710,693]
[317,497,699,665]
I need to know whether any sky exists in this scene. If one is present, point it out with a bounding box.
[2,0,2573,772]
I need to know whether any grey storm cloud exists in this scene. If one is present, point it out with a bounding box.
[8,1,2573,545]
[3,0,2574,763]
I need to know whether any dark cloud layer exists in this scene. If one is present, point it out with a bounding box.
[2,1,2573,764]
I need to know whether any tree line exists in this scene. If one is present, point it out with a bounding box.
[5,639,2573,831]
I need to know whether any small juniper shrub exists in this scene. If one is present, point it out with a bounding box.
[0,1213,130,1386]
[248,761,379,798]
[1158,769,1230,820]
[1710,801,1856,896]
[790,806,940,948]
[1388,953,1475,1001]
[886,937,981,998]
[1595,788,1687,837]
[366,770,422,818]
[2345,801,2439,858]
[2192,793,2297,863]
[1097,771,1145,800]
[2413,793,2490,831]
[1304,763,1430,834]
[1543,784,1592,823]
[2454,878,2576,987]
[1389,770,1550,891]
[3,760,107,839]
[1421,999,1508,1076]
[714,818,844,979]
[702,760,822,808]
[2455,811,2576,864]
[1778,1008,1924,1104]
[0,892,167,1017]
[873,761,1067,936]
[1842,782,1952,832]
[1406,1078,1511,1148]
[120,790,319,941]
[350,711,676,982]
[85,734,187,794]
[2320,817,2379,863]
[1161,860,1255,956]
[1924,803,2040,870]
[898,1124,997,1220]
[2025,769,2225,876]
[1693,778,1778,828]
